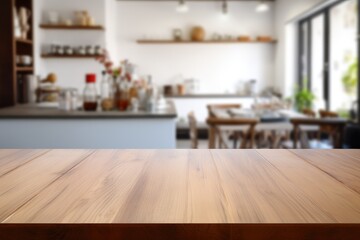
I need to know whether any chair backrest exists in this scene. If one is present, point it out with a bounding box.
[290,118,347,149]
[319,110,339,118]
[207,104,242,117]
[188,112,198,149]
[319,110,340,134]
[206,117,259,148]
[302,108,316,118]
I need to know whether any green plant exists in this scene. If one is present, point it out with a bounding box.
[294,80,315,111]
[342,58,358,94]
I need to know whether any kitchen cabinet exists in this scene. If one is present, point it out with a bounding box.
[0,102,177,148]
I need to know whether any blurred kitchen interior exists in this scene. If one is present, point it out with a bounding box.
[0,0,359,149]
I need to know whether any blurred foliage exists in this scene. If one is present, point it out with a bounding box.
[294,79,315,111]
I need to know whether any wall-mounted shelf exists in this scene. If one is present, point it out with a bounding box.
[39,24,104,30]
[15,38,33,45]
[41,54,102,59]
[16,67,34,72]
[137,40,277,44]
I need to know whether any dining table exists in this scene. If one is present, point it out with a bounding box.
[0,149,360,239]
[208,108,310,148]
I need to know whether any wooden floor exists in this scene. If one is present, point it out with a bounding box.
[0,149,360,239]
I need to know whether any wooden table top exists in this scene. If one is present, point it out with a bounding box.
[1,149,360,224]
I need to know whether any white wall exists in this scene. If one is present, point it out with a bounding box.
[34,0,326,96]
[35,0,106,91]
[274,0,325,97]
[35,1,276,94]
[115,1,276,94]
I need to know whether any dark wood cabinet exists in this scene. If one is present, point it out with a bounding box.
[0,0,34,108]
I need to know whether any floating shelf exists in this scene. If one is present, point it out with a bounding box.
[16,66,34,72]
[137,40,277,44]
[39,24,104,30]
[41,54,102,59]
[15,38,33,45]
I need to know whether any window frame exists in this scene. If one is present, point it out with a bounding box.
[298,0,360,122]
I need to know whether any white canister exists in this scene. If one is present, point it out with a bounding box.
[24,75,39,104]
[47,11,59,25]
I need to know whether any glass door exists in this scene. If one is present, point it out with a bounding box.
[298,0,359,119]
[329,0,358,115]
[311,14,326,110]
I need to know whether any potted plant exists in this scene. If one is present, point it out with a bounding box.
[342,58,358,95]
[294,79,315,112]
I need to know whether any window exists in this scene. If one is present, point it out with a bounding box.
[298,0,359,119]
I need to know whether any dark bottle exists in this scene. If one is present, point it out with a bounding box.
[83,74,98,111]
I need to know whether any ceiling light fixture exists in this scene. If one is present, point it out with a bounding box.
[222,0,228,15]
[256,1,270,13]
[176,0,189,13]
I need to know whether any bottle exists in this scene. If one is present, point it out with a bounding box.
[117,77,130,111]
[83,74,98,111]
[100,71,113,111]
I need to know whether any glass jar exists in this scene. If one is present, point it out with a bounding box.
[100,71,114,111]
[117,78,130,111]
[83,74,98,111]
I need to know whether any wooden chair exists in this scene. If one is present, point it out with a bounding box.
[207,104,242,148]
[207,117,259,149]
[207,104,242,117]
[319,110,339,118]
[290,118,347,149]
[302,108,316,118]
[318,109,340,140]
[188,112,198,149]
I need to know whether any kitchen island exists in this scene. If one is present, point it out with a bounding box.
[0,149,359,239]
[0,102,177,148]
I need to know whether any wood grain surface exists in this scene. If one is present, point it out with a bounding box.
[0,149,359,239]
[291,150,360,194]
